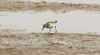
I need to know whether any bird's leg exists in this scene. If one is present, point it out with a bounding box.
[42,27,44,31]
[48,28,51,33]
[55,26,58,33]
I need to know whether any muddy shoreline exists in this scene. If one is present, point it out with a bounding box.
[0,1,100,12]
[0,33,100,55]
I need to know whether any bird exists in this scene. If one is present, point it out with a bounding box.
[42,20,58,33]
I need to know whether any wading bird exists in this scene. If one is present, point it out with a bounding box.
[42,20,58,33]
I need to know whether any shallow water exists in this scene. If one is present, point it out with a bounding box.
[0,10,100,34]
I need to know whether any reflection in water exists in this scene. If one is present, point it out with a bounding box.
[0,10,100,34]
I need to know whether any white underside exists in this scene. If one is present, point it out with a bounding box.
[49,24,56,28]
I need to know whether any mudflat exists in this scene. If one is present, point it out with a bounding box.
[0,1,100,12]
[0,33,100,55]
